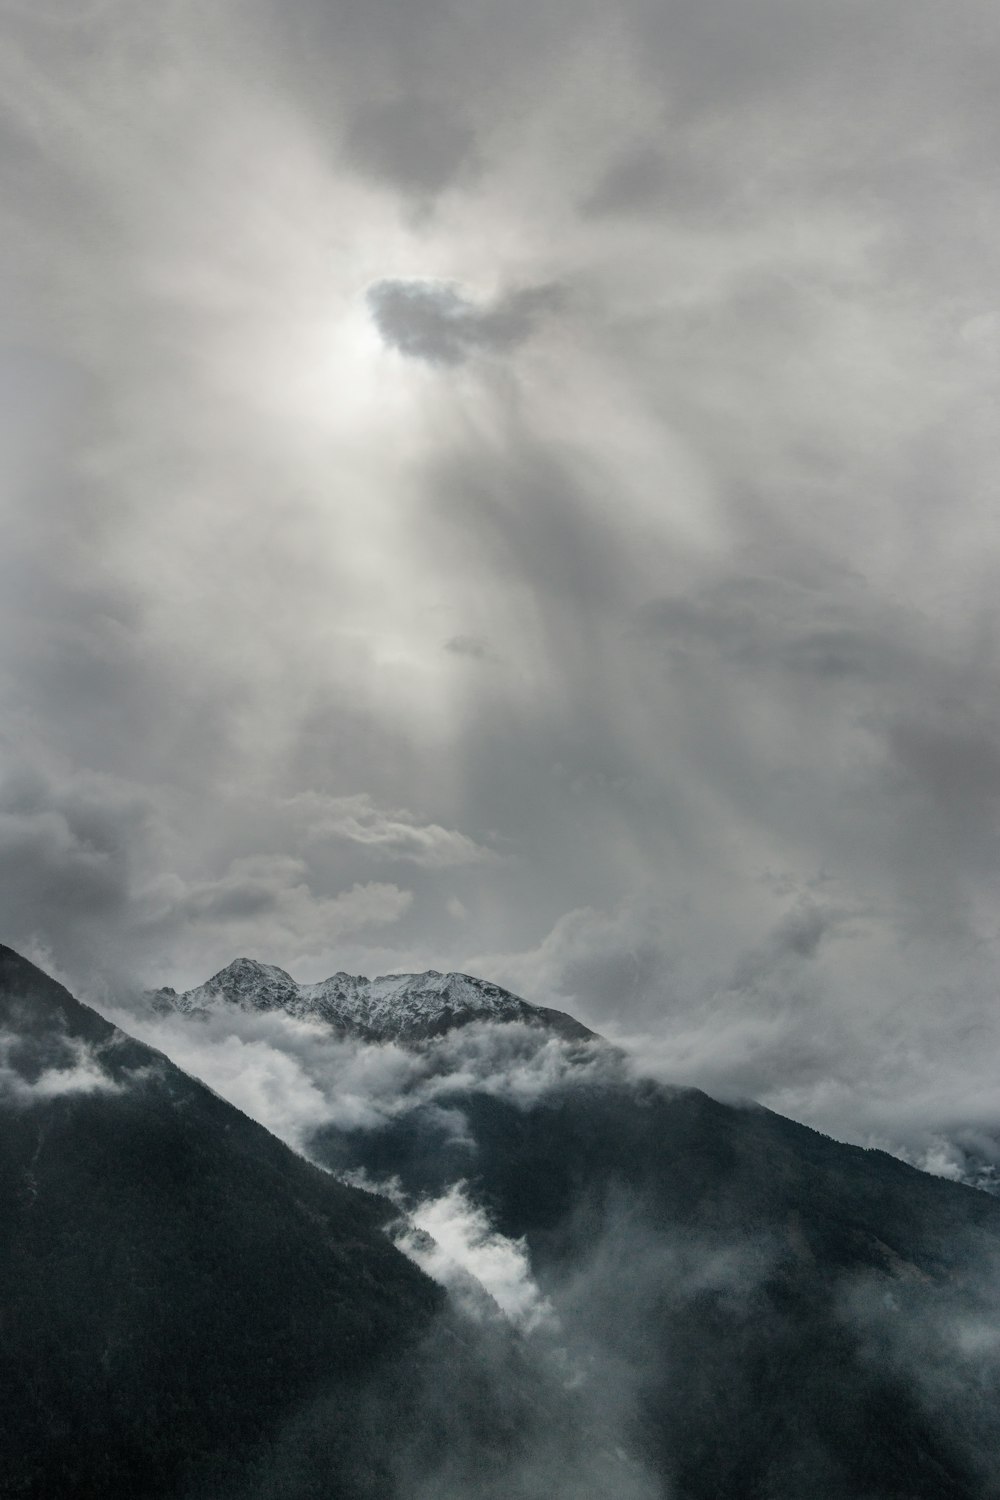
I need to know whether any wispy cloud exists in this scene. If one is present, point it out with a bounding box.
[289,792,499,868]
[0,1032,121,1103]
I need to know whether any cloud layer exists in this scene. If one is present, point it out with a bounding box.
[4,0,1000,1161]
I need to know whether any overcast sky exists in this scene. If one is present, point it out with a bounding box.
[4,0,1000,1165]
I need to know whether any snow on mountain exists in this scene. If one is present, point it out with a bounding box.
[152,957,596,1044]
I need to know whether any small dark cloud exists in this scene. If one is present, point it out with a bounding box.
[182,880,280,923]
[367,279,563,365]
[580,143,722,220]
[581,146,670,217]
[887,719,1000,812]
[772,903,829,959]
[730,901,840,991]
[345,96,478,197]
[445,634,493,661]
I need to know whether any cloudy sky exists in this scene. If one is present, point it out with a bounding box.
[4,0,1000,1162]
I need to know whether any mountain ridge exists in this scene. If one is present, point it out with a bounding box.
[9,942,1000,1497]
[152,955,597,1043]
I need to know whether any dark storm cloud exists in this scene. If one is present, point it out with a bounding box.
[366,279,563,365]
[0,764,144,921]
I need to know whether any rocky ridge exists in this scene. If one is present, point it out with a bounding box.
[152,957,597,1044]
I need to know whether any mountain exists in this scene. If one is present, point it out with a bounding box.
[0,945,443,1500]
[10,944,1000,1498]
[152,955,596,1043]
[310,1053,1000,1498]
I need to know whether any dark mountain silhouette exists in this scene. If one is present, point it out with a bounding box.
[0,946,442,1500]
[6,943,1000,1498]
[313,1074,1000,1498]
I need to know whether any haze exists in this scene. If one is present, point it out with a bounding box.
[4,0,1000,1177]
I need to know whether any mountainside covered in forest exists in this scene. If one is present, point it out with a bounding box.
[0,946,442,1500]
[5,945,1000,1499]
[311,1044,1000,1498]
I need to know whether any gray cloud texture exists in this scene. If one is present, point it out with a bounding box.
[4,0,1000,1167]
[367,279,562,364]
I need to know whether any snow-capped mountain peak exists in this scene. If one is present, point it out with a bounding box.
[157,957,300,1016]
[152,960,596,1044]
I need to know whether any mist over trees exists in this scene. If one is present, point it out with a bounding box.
[5,946,1000,1498]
